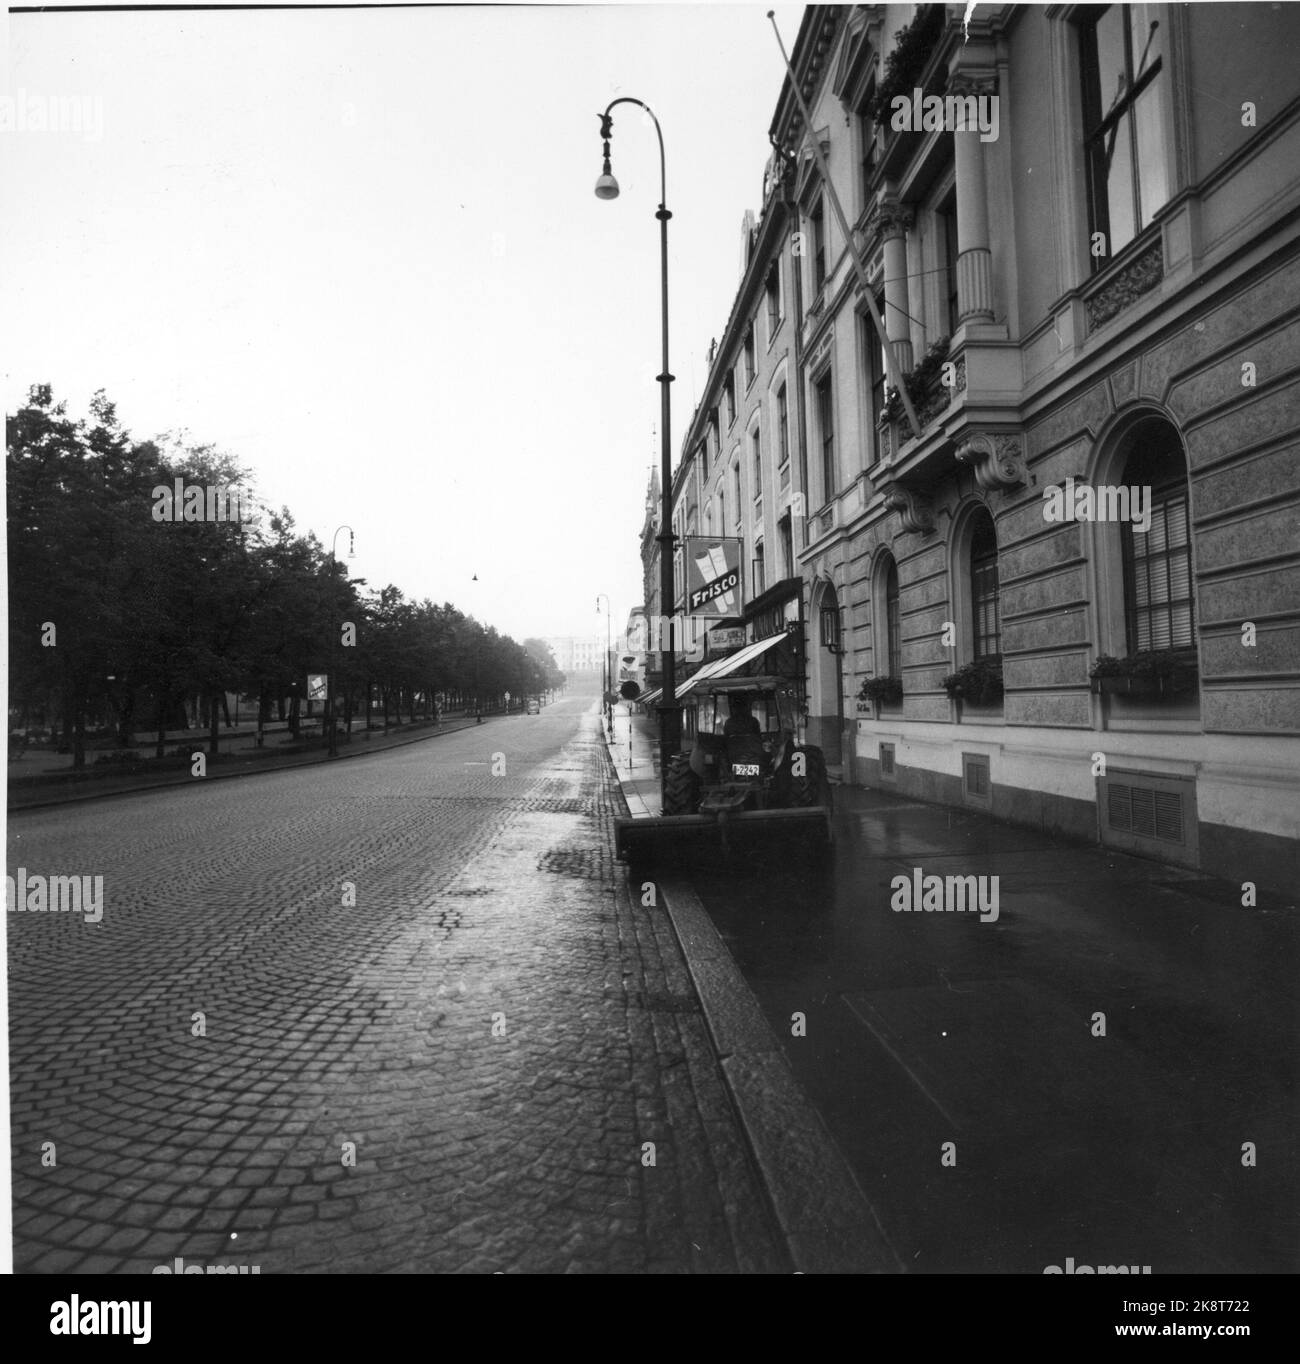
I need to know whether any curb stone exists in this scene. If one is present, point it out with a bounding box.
[601,723,902,1274]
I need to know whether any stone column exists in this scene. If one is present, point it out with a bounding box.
[951,72,996,324]
[878,201,914,375]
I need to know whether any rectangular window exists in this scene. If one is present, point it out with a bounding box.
[776,384,789,467]
[1080,3,1169,265]
[1123,484,1194,651]
[939,202,960,335]
[766,265,782,341]
[779,513,793,580]
[885,561,902,676]
[811,198,826,291]
[733,464,742,524]
[816,373,835,501]
[751,429,762,495]
[864,306,886,451]
[753,543,765,596]
[724,373,735,427]
[971,518,1001,660]
[743,324,756,386]
[860,112,876,208]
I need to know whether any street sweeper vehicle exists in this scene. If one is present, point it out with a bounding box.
[613,673,834,869]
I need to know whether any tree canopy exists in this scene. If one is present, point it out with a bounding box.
[7,385,564,764]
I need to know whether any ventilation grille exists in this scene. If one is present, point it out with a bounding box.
[1099,770,1198,867]
[1107,783,1185,844]
[962,753,991,805]
[879,742,896,777]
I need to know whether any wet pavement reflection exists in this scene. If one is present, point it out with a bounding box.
[681,785,1298,1273]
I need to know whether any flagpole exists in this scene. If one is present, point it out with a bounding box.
[767,11,923,436]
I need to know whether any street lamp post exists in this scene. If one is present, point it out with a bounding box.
[595,98,679,801]
[596,593,613,724]
[327,525,354,758]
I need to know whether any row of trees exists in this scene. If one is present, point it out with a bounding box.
[7,385,565,767]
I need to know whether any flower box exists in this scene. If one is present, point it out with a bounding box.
[1089,650,1198,700]
[942,658,1004,707]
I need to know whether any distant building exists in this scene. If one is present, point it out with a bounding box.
[541,636,605,673]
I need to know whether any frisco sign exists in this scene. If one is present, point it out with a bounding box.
[684,537,743,617]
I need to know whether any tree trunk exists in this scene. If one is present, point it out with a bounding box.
[72,678,87,770]
[209,691,220,757]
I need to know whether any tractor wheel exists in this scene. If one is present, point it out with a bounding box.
[784,745,828,808]
[662,753,700,815]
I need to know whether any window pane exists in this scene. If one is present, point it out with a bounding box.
[1094,5,1128,124]
[885,561,901,675]
[1133,83,1170,228]
[1102,110,1137,255]
[1128,3,1163,78]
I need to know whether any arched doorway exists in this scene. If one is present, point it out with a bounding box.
[810,579,844,767]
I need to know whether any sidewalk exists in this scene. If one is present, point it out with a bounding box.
[7,711,504,812]
[605,705,662,817]
[600,703,900,1273]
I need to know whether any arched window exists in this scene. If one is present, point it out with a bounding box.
[885,557,902,676]
[970,513,1001,659]
[1120,424,1193,651]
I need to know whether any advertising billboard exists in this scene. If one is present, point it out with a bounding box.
[683,537,743,618]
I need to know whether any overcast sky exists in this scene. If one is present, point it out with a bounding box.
[2,1,805,645]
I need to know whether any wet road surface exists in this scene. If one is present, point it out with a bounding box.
[8,694,785,1274]
[683,785,1299,1274]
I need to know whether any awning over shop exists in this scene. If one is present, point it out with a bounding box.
[676,632,788,698]
[637,633,790,706]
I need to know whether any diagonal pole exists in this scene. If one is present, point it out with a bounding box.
[767,10,922,436]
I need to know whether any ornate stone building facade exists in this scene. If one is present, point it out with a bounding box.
[641,3,1298,891]
[767,2,1300,891]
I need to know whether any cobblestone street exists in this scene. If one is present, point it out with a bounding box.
[7,696,786,1274]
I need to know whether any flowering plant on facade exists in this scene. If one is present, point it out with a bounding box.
[858,674,904,704]
[881,335,951,426]
[1089,649,1198,694]
[941,656,1004,704]
[871,4,948,125]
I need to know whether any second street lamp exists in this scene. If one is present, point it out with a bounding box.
[595,98,679,804]
[327,525,354,758]
[596,593,612,724]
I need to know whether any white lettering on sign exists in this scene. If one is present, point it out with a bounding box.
[689,571,740,612]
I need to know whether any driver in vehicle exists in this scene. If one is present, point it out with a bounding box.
[723,693,762,738]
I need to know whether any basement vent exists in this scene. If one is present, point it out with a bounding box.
[879,742,896,779]
[1098,769,1198,868]
[962,752,992,807]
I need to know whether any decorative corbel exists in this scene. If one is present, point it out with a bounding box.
[882,483,935,535]
[954,432,1026,492]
